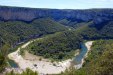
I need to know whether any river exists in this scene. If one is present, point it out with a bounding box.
[74,43,88,64]
[8,59,18,68]
[9,42,88,69]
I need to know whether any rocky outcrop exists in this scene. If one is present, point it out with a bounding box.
[0,6,113,23]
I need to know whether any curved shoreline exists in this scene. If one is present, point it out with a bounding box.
[7,40,93,74]
[7,38,78,74]
[74,41,94,69]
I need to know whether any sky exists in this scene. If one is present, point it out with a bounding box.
[0,0,113,9]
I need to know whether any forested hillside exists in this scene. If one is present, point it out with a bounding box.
[0,18,67,48]
[25,19,113,61]
[27,31,82,61]
[60,40,113,75]
[75,21,113,40]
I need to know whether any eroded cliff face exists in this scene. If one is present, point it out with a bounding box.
[0,6,113,23]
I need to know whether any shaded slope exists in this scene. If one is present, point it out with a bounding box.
[0,18,67,48]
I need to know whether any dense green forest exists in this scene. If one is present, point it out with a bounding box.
[26,31,82,61]
[59,40,113,75]
[25,20,113,61]
[0,18,67,48]
[73,21,113,40]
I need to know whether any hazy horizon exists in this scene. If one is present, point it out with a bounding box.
[0,0,113,9]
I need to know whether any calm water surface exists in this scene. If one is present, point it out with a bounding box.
[74,43,87,64]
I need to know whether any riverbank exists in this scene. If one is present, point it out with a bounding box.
[7,39,93,75]
[8,38,79,74]
[74,41,94,69]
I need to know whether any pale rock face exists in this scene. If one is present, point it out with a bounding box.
[0,6,113,23]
